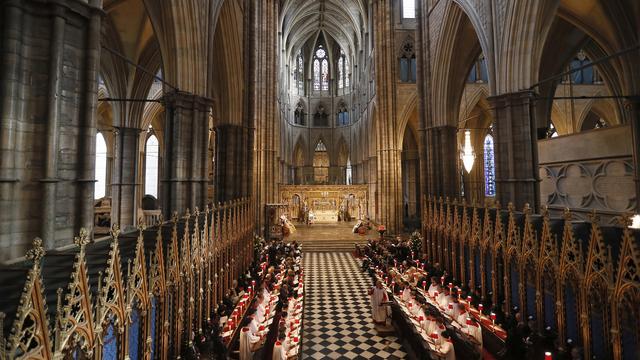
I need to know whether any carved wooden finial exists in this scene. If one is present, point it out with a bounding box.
[507,202,515,213]
[185,208,191,218]
[172,211,179,222]
[137,218,147,234]
[110,223,121,240]
[158,213,164,225]
[618,213,633,227]
[26,237,45,264]
[74,228,90,249]
[540,205,549,217]
[588,209,600,224]
[56,288,63,316]
[563,208,572,221]
[523,203,531,215]
[194,207,200,217]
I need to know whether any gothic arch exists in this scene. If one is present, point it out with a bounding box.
[397,91,419,148]
[431,2,492,128]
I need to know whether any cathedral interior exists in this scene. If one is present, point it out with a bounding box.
[0,0,638,359]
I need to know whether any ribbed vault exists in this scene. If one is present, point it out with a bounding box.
[281,0,367,59]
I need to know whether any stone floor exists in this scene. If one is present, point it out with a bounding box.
[301,252,408,359]
[288,222,371,252]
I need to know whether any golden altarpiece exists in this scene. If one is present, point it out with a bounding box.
[279,185,368,223]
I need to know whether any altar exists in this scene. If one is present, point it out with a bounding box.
[279,185,369,223]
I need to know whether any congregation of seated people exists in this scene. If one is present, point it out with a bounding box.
[361,236,580,360]
[183,239,302,359]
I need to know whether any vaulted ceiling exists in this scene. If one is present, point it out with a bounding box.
[280,0,368,60]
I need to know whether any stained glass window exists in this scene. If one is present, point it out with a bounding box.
[313,59,320,91]
[321,59,329,91]
[102,322,118,360]
[483,134,496,197]
[128,307,140,360]
[345,56,350,87]
[313,45,329,91]
[297,54,304,90]
[145,134,159,198]
[338,57,344,89]
[95,133,107,199]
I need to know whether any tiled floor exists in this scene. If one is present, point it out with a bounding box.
[301,252,407,359]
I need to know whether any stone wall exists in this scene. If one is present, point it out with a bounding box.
[539,125,636,224]
[0,0,101,262]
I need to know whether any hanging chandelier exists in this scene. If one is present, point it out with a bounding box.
[460,129,475,173]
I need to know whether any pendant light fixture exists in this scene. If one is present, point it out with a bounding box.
[461,130,475,173]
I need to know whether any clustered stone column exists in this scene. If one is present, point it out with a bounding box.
[0,0,101,260]
[215,124,251,202]
[372,0,403,232]
[161,91,213,217]
[110,126,141,228]
[247,0,279,229]
[489,90,540,210]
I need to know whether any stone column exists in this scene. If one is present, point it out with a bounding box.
[111,127,141,229]
[373,0,403,232]
[247,0,279,230]
[627,97,640,211]
[425,125,460,199]
[215,124,247,201]
[0,0,101,261]
[162,91,213,217]
[489,91,540,210]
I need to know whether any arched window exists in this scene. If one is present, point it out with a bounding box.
[294,102,306,126]
[313,140,329,184]
[145,134,159,198]
[468,54,489,83]
[483,134,496,197]
[313,46,329,91]
[338,49,350,89]
[94,133,107,199]
[337,103,349,126]
[399,39,416,83]
[296,52,304,92]
[402,0,416,19]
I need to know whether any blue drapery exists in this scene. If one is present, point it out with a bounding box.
[129,307,141,360]
[564,285,579,343]
[590,308,606,359]
[102,322,118,360]
[621,316,638,360]
[485,252,493,293]
[543,277,556,329]
[510,263,519,308]
[151,298,157,360]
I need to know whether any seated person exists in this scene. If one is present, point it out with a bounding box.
[455,303,469,326]
[440,331,456,360]
[428,277,439,298]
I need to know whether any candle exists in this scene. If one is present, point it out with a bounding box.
[440,276,445,285]
[448,282,453,289]
[490,312,496,321]
[467,295,472,303]
[251,280,256,287]
[544,352,552,360]
[479,303,484,312]
[422,280,427,290]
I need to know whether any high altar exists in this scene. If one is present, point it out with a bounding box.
[279,185,369,223]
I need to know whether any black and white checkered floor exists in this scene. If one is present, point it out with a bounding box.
[301,252,408,359]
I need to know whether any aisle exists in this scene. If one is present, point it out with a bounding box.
[301,252,407,359]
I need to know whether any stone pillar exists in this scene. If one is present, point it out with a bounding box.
[247,0,279,230]
[425,126,460,198]
[627,97,640,211]
[162,91,212,217]
[0,0,101,261]
[372,0,403,232]
[110,127,141,229]
[215,124,248,201]
[489,91,540,210]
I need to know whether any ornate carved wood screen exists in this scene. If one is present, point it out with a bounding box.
[0,198,255,360]
[421,196,640,360]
